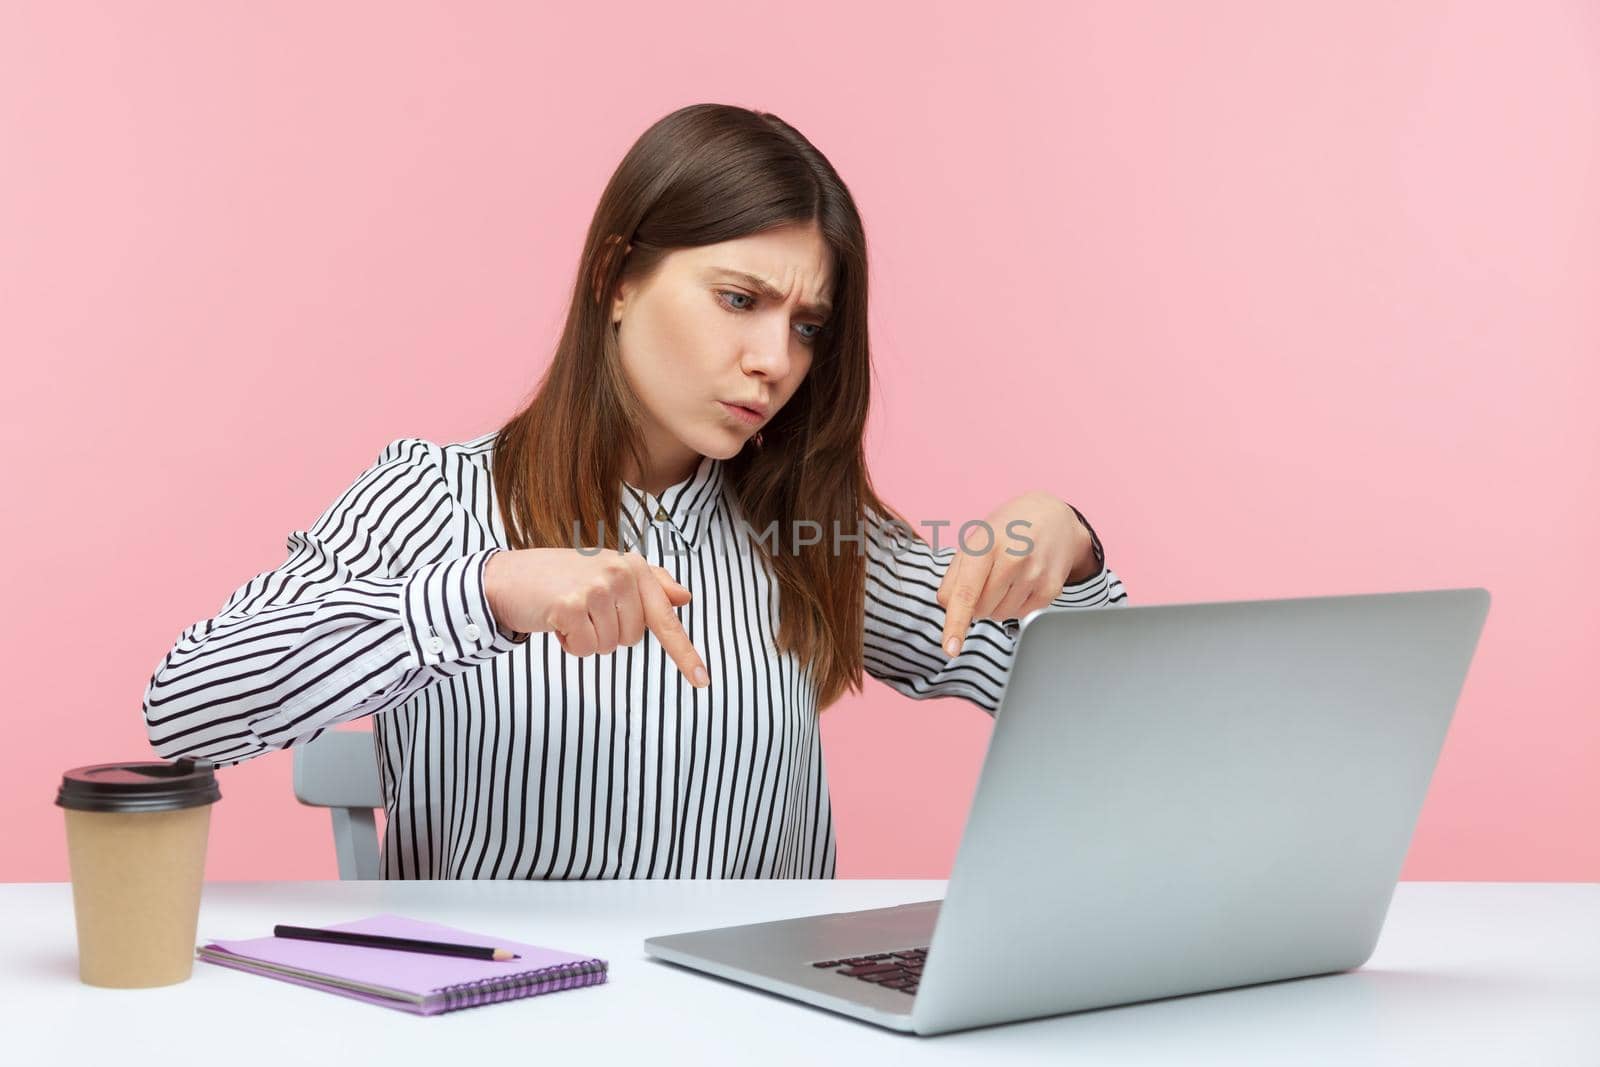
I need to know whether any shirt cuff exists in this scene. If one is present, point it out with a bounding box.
[401,547,529,669]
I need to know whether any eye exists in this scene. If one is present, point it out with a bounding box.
[715,290,826,347]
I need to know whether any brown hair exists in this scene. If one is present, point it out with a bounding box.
[491,102,913,712]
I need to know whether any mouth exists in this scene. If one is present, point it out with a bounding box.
[719,400,767,426]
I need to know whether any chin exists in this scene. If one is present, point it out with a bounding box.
[706,437,748,461]
[679,427,745,461]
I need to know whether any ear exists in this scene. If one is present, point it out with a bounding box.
[611,277,630,326]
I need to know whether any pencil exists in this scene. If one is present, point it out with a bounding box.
[273,924,521,961]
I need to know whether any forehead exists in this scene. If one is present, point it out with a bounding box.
[679,223,834,301]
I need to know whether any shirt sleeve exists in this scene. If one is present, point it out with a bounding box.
[142,437,530,768]
[861,502,1129,716]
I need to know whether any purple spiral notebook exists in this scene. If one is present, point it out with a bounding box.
[196,913,608,1015]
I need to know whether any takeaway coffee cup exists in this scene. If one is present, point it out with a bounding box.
[55,759,221,988]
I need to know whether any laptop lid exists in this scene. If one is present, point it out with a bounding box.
[910,588,1490,1035]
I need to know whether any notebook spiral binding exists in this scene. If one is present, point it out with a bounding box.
[438,958,608,1011]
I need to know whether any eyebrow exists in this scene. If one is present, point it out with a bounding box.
[707,268,833,318]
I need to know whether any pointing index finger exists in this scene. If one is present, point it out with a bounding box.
[941,548,994,657]
[640,571,709,688]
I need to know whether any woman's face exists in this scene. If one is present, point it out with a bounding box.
[611,221,834,492]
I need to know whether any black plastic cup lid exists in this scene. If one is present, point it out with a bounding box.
[56,759,221,814]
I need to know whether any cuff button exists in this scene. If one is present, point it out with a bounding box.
[463,624,481,642]
[426,636,446,654]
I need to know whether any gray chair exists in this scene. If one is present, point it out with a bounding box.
[292,729,384,879]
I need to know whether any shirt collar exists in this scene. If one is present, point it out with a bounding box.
[619,453,725,551]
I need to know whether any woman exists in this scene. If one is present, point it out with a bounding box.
[143,103,1128,879]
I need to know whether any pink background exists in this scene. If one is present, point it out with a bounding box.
[2,1,1595,883]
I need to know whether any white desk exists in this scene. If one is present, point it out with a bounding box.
[4,880,1597,1065]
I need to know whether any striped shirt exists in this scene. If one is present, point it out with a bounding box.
[143,431,1128,878]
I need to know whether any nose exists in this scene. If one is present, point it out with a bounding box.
[739,322,795,381]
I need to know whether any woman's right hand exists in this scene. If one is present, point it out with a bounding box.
[483,548,709,688]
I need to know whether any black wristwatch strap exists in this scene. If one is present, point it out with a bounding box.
[1064,502,1106,572]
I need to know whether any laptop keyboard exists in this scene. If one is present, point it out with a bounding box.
[810,946,929,994]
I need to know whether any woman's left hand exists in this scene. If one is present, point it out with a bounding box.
[936,491,1098,657]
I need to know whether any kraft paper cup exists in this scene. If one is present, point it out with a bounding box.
[56,759,221,988]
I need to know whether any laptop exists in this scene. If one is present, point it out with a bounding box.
[643,587,1492,1035]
